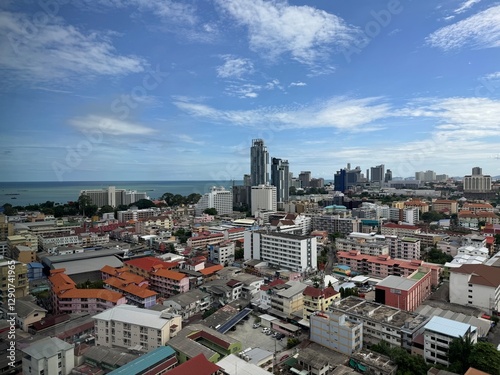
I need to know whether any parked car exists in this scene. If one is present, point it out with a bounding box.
[253,323,261,329]
[262,327,270,333]
[280,354,290,362]
[276,333,285,340]
[266,330,273,335]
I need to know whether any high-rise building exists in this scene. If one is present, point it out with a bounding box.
[271,157,290,203]
[299,171,312,188]
[334,165,362,192]
[195,187,233,215]
[424,170,436,182]
[370,164,385,183]
[80,186,147,208]
[384,169,393,183]
[463,167,492,192]
[251,185,277,214]
[250,139,269,186]
[243,174,251,186]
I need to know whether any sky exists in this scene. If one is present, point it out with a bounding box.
[1,0,500,182]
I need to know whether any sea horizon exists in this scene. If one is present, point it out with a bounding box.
[0,180,243,207]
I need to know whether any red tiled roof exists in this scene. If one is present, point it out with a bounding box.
[125,257,171,271]
[261,279,286,291]
[199,264,224,276]
[151,268,187,281]
[303,286,339,298]
[227,228,245,233]
[165,354,221,375]
[60,288,124,303]
[104,277,157,298]
[226,279,242,287]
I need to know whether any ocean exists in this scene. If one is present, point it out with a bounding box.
[0,181,241,207]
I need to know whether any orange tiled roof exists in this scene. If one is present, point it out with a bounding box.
[104,277,157,298]
[60,288,124,303]
[199,264,224,276]
[151,268,187,281]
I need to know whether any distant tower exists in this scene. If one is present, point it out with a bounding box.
[243,174,251,187]
[384,169,393,183]
[250,139,269,186]
[271,158,290,203]
[370,164,385,183]
[472,167,482,176]
[299,171,311,188]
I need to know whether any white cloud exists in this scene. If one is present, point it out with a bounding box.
[289,82,307,87]
[454,0,481,14]
[174,96,392,130]
[427,5,500,50]
[215,0,359,65]
[217,56,254,78]
[223,79,282,98]
[177,134,205,145]
[69,115,155,136]
[0,10,145,84]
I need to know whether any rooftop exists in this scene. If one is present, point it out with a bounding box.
[21,337,73,360]
[164,353,221,375]
[424,316,476,338]
[92,304,179,329]
[376,275,417,291]
[107,346,176,375]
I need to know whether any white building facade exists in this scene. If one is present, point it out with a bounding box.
[244,230,317,272]
[251,185,277,215]
[195,187,233,215]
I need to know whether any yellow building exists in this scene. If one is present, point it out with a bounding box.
[0,259,29,304]
[303,286,340,320]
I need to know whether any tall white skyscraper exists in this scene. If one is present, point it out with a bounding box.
[250,139,269,186]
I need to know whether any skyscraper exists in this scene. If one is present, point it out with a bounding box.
[299,171,312,188]
[370,164,385,183]
[271,157,290,203]
[250,139,269,186]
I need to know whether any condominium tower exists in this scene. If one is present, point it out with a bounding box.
[250,139,269,186]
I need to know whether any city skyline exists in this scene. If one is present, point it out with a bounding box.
[1,1,500,182]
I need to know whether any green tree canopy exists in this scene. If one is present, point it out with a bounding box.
[203,208,218,215]
[469,341,500,375]
[130,199,156,209]
[448,334,474,374]
[99,205,114,215]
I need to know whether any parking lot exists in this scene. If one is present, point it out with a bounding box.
[225,313,288,354]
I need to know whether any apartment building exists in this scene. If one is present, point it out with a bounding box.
[38,233,80,252]
[187,232,225,249]
[461,203,494,213]
[268,280,308,320]
[124,257,178,278]
[251,184,277,214]
[432,199,458,214]
[302,286,340,320]
[244,230,317,273]
[208,241,235,266]
[329,296,429,350]
[21,337,75,375]
[311,214,362,237]
[336,232,389,256]
[162,289,212,321]
[9,245,37,263]
[403,199,429,214]
[423,316,477,366]
[309,311,363,355]
[149,268,190,298]
[195,186,233,216]
[93,304,182,351]
[80,186,147,207]
[103,276,157,308]
[117,207,161,222]
[337,250,442,287]
[449,264,500,313]
[135,216,172,235]
[78,232,110,247]
[0,259,28,302]
[49,269,126,314]
[374,268,432,311]
[381,223,421,237]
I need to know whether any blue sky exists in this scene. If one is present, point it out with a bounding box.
[1,0,500,182]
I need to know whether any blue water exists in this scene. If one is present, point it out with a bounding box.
[0,181,241,207]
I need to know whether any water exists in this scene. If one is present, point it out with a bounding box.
[0,181,241,207]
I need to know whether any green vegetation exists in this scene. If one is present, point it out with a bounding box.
[234,248,244,260]
[370,341,429,375]
[130,198,156,209]
[203,207,218,215]
[286,338,300,349]
[423,247,452,264]
[161,192,201,206]
[421,211,448,223]
[77,280,104,289]
[449,336,500,375]
[173,228,192,244]
[202,307,217,319]
[339,287,359,298]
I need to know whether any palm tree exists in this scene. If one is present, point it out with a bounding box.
[448,332,474,374]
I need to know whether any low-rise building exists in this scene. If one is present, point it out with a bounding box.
[449,264,500,313]
[302,286,340,320]
[374,268,432,312]
[268,280,308,320]
[161,289,211,321]
[149,268,190,298]
[423,316,478,367]
[15,296,47,332]
[21,337,75,375]
[93,304,182,351]
[329,296,429,350]
[0,258,28,302]
[310,311,363,355]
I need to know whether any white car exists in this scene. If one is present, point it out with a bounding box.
[262,327,270,333]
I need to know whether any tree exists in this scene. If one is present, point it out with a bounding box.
[130,199,156,209]
[2,203,17,216]
[448,334,475,374]
[371,340,428,375]
[78,194,92,216]
[99,205,114,215]
[203,208,218,215]
[234,248,244,260]
[469,342,500,375]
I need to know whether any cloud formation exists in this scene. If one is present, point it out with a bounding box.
[427,5,500,50]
